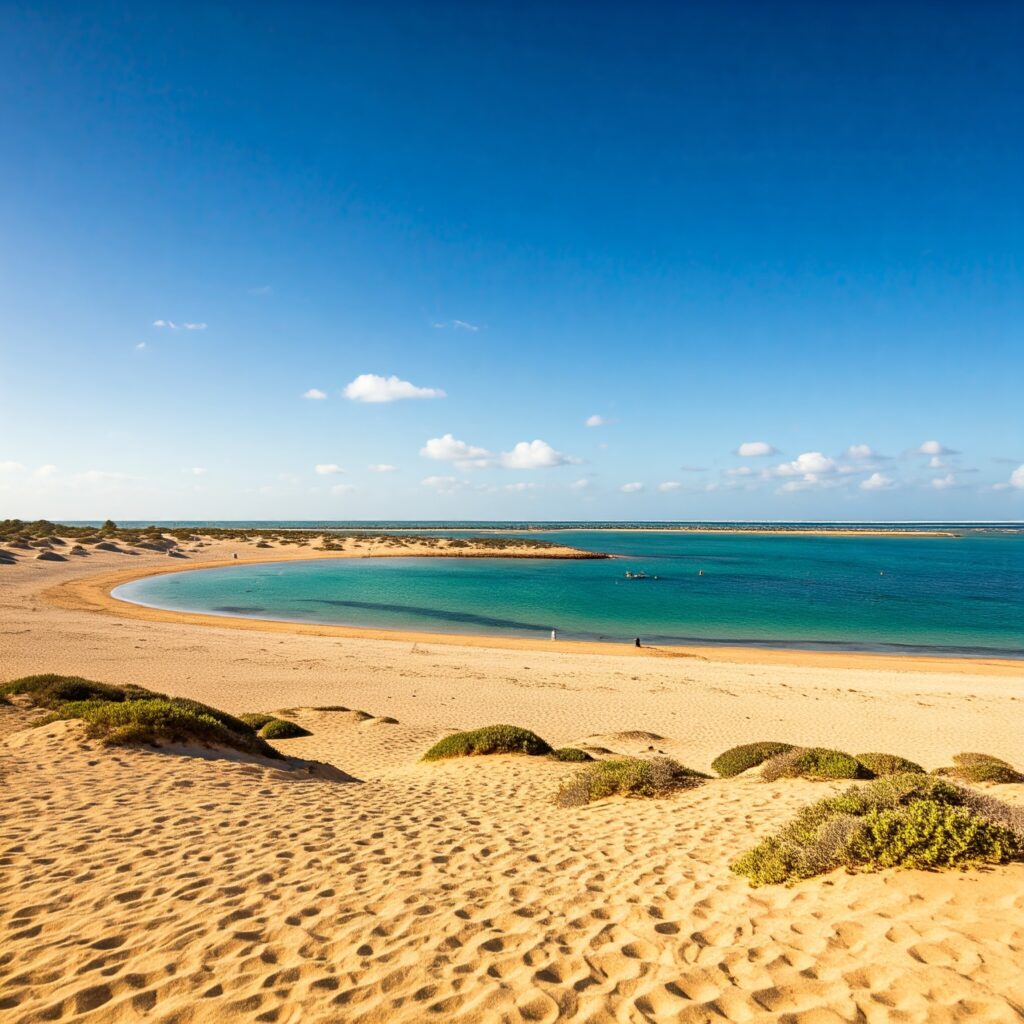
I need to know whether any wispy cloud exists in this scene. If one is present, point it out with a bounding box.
[248,285,273,295]
[620,481,644,493]
[421,475,464,494]
[916,440,958,456]
[505,482,536,493]
[135,342,146,351]
[331,483,355,495]
[570,478,590,490]
[344,374,446,403]
[845,444,878,460]
[314,464,344,475]
[931,473,957,490]
[736,441,778,457]
[432,320,480,331]
[190,467,208,477]
[658,481,681,492]
[303,388,327,400]
[585,414,607,428]
[34,464,58,479]
[0,461,26,473]
[368,463,397,473]
[153,320,207,330]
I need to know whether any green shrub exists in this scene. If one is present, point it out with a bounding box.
[423,725,552,761]
[731,772,1023,886]
[43,698,280,758]
[1,674,164,707]
[855,752,926,777]
[259,718,311,740]
[238,712,277,731]
[555,757,708,807]
[549,747,594,763]
[761,747,867,782]
[712,741,794,777]
[934,754,1024,785]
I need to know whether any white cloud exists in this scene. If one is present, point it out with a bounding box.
[585,414,607,428]
[860,472,894,491]
[501,439,577,469]
[723,466,754,477]
[433,320,480,331]
[774,452,836,477]
[846,444,876,460]
[620,482,644,493]
[421,434,493,469]
[368,463,397,473]
[303,388,327,400]
[34,464,58,479]
[505,482,536,493]
[421,475,464,494]
[331,483,355,495]
[917,440,956,456]
[1011,465,1024,490]
[658,481,681,492]
[344,374,446,403]
[0,461,26,473]
[928,456,946,469]
[679,465,707,473]
[190,467,208,477]
[314,464,344,475]
[570,479,590,490]
[931,473,956,490]
[737,441,777,457]
[75,470,133,484]
[135,342,146,351]
[153,320,206,330]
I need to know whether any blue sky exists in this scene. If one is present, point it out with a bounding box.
[1,2,1021,520]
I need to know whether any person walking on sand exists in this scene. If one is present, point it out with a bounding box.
[634,636,641,648]
[551,629,557,641]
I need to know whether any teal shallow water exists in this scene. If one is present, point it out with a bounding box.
[113,530,1024,657]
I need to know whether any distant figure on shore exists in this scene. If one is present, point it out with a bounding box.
[233,553,238,560]
[634,636,641,648]
[551,629,557,641]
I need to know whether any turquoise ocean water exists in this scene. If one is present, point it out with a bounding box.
[111,526,1024,658]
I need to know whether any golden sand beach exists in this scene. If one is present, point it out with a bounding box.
[2,534,1023,1023]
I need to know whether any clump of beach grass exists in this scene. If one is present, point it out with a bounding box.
[549,747,594,763]
[555,757,709,807]
[856,752,926,777]
[761,747,868,782]
[423,725,552,761]
[4,674,281,758]
[731,773,1024,886]
[933,753,1024,785]
[712,741,795,778]
[259,718,311,740]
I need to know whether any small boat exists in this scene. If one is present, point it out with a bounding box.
[624,570,658,580]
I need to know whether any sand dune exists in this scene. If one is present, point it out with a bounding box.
[2,539,1024,1022]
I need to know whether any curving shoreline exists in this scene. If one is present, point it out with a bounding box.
[44,550,1024,676]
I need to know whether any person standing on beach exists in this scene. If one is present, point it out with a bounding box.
[551,629,557,640]
[634,636,641,648]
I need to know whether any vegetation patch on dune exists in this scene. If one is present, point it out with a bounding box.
[423,725,552,761]
[934,753,1024,785]
[712,741,795,778]
[259,718,311,740]
[555,757,709,807]
[761,747,867,782]
[4,674,281,758]
[856,752,926,777]
[732,773,1024,886]
[549,747,594,763]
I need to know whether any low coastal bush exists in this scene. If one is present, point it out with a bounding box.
[1,674,164,706]
[731,773,1024,886]
[259,718,311,740]
[856,752,926,777]
[933,753,1024,785]
[549,747,594,763]
[712,741,795,778]
[42,698,281,758]
[239,712,277,731]
[423,725,552,761]
[555,757,709,807]
[5,674,281,758]
[761,747,867,782]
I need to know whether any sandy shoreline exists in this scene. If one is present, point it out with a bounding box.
[3,532,1024,1023]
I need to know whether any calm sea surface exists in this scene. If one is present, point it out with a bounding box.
[112,527,1024,657]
